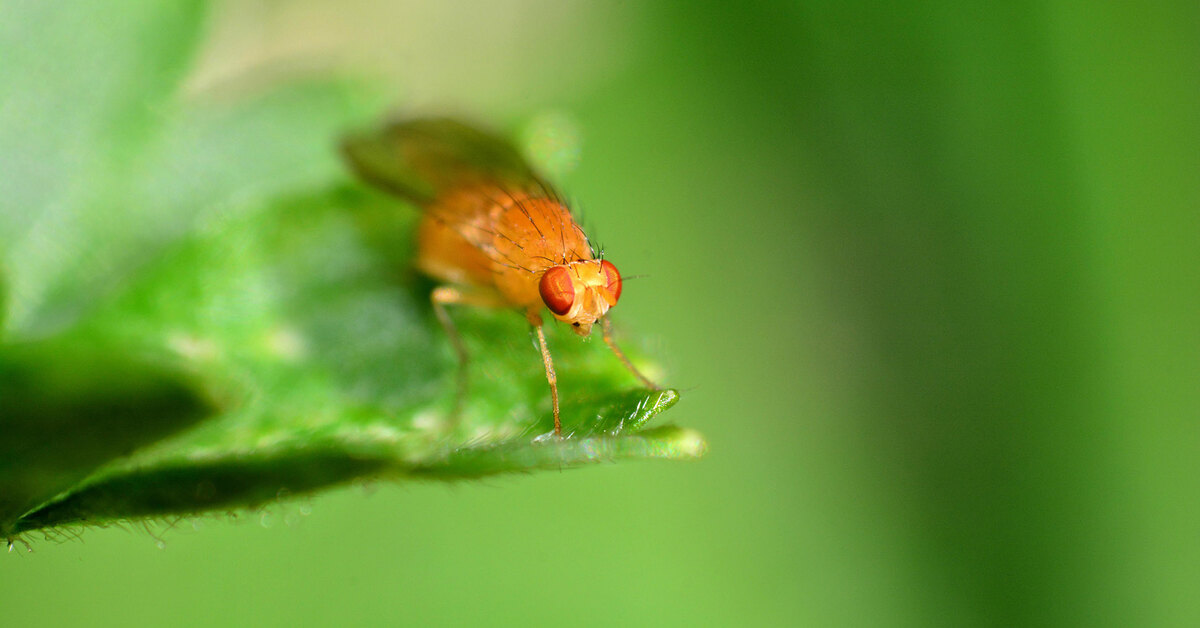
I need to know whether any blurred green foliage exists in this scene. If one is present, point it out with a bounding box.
[2,1,1197,627]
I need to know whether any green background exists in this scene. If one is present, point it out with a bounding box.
[2,1,1197,626]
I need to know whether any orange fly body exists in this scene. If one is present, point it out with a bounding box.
[342,118,655,435]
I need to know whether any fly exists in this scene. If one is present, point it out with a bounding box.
[342,118,656,436]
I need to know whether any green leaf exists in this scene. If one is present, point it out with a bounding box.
[0,3,703,539]
[10,392,696,533]
[0,186,697,535]
[0,334,214,534]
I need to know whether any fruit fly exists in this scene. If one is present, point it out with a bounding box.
[341,118,655,435]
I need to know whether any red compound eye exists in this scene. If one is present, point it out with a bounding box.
[539,266,576,315]
[600,260,622,304]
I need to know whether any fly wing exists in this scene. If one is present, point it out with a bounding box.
[341,118,542,205]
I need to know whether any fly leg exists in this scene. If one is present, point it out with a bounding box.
[601,317,658,390]
[526,311,561,436]
[431,285,506,427]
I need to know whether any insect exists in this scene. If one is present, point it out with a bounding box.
[341,118,656,435]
